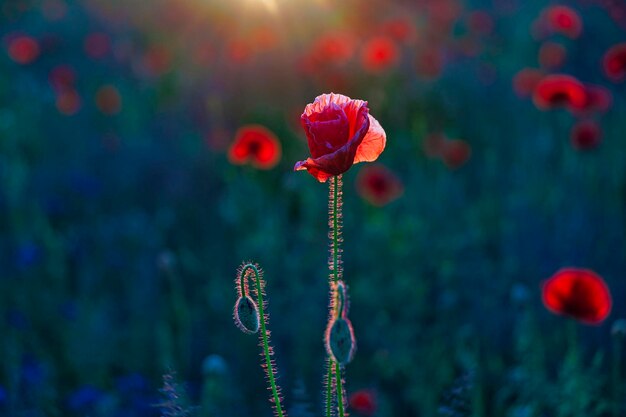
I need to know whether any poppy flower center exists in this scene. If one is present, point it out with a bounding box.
[368,175,388,194]
[549,91,570,104]
[247,139,261,155]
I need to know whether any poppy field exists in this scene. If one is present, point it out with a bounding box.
[1,0,626,416]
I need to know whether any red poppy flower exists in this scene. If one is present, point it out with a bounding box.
[542,6,582,39]
[295,93,386,182]
[467,11,495,36]
[578,84,613,115]
[84,32,110,59]
[228,125,281,169]
[306,32,356,68]
[95,85,122,115]
[532,74,587,111]
[603,43,626,82]
[538,42,566,70]
[349,390,377,416]
[356,164,403,206]
[56,89,81,116]
[49,65,76,92]
[570,120,602,150]
[513,68,545,98]
[361,36,400,74]
[542,268,611,324]
[422,132,447,158]
[381,17,417,44]
[441,139,471,169]
[416,47,445,80]
[7,36,40,64]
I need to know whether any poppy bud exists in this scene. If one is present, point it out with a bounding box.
[234,295,260,334]
[325,317,356,365]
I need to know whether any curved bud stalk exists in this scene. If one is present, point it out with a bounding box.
[233,262,287,417]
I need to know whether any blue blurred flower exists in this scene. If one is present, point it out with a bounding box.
[68,385,104,411]
[21,355,44,386]
[15,241,41,270]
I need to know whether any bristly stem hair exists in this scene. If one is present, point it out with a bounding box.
[236,262,286,417]
[326,175,345,417]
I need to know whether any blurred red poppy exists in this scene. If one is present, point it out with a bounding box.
[532,74,587,111]
[381,17,417,44]
[295,93,386,182]
[603,43,626,82]
[356,164,403,206]
[422,132,447,158]
[441,139,471,169]
[542,5,582,39]
[578,84,612,115]
[306,32,356,68]
[56,89,81,116]
[416,47,445,80]
[538,41,566,69]
[228,125,281,170]
[7,36,40,64]
[542,268,611,325]
[570,120,602,150]
[95,85,122,115]
[361,36,400,74]
[49,65,76,92]
[84,32,110,59]
[512,68,545,98]
[467,10,495,36]
[349,389,377,416]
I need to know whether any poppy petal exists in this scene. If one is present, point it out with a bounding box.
[354,115,386,164]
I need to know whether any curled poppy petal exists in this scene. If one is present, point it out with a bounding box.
[295,93,386,182]
[542,268,612,325]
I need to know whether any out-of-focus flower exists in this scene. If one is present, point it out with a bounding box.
[538,41,566,70]
[95,85,122,115]
[513,68,545,98]
[307,32,356,67]
[294,93,386,182]
[603,42,626,82]
[136,45,172,78]
[356,164,403,206]
[416,47,444,80]
[570,120,602,150]
[84,32,110,59]
[467,10,495,36]
[228,125,281,169]
[441,139,472,169]
[542,268,611,325]
[56,89,82,115]
[540,5,583,39]
[68,385,104,411]
[532,74,587,112]
[349,389,377,416]
[7,35,40,64]
[422,132,447,158]
[381,17,417,44]
[49,65,76,92]
[578,84,613,115]
[361,36,400,74]
[226,39,252,64]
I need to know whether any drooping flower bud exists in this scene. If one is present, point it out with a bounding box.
[234,295,260,334]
